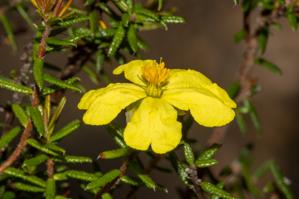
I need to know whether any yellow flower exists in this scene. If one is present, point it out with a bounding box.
[78,60,236,154]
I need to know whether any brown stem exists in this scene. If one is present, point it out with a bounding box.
[207,6,283,146]
[0,120,33,173]
[187,167,205,199]
[207,10,256,146]
[46,158,54,177]
[126,155,162,199]
[95,159,129,199]
[38,24,51,59]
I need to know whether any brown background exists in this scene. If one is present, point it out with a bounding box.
[1,0,299,198]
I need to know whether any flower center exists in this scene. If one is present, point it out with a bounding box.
[142,61,169,97]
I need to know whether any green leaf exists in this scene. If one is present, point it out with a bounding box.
[4,167,46,187]
[46,38,76,47]
[33,57,44,89]
[69,28,93,42]
[127,25,138,53]
[13,183,44,192]
[121,13,130,27]
[43,74,82,92]
[200,182,235,199]
[183,142,195,166]
[0,127,21,149]
[85,0,96,6]
[89,11,99,34]
[12,104,29,127]
[137,39,148,50]
[98,148,131,159]
[0,13,17,51]
[135,6,159,22]
[112,0,128,12]
[85,169,120,190]
[108,25,125,57]
[106,125,126,148]
[195,159,218,168]
[2,191,15,199]
[45,178,56,199]
[95,50,105,72]
[50,120,80,142]
[248,102,262,131]
[161,16,185,24]
[101,193,113,199]
[0,75,32,94]
[120,176,139,186]
[98,28,115,38]
[28,107,45,137]
[58,15,89,27]
[287,6,298,31]
[255,58,282,75]
[46,143,66,154]
[197,144,221,160]
[64,155,92,163]
[65,170,98,181]
[177,162,189,185]
[97,3,112,15]
[48,97,67,134]
[22,154,48,169]
[0,186,4,197]
[16,4,35,30]
[234,29,246,43]
[82,65,100,85]
[270,162,294,199]
[27,138,59,156]
[227,82,240,98]
[169,153,189,185]
[211,182,225,199]
[236,112,247,134]
[53,173,68,181]
[137,174,158,191]
[242,0,258,13]
[257,28,269,54]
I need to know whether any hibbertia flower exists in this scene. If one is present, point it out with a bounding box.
[78,60,236,154]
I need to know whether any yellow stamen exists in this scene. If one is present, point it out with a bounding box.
[142,61,169,97]
[142,61,169,86]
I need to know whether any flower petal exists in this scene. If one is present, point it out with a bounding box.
[79,83,146,125]
[162,88,235,127]
[165,69,236,108]
[78,89,105,110]
[113,60,157,86]
[124,97,182,154]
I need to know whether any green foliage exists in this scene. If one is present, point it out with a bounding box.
[0,0,295,198]
[0,76,33,94]
[0,127,21,149]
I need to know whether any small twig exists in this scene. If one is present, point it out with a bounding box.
[46,158,54,177]
[0,120,33,173]
[95,158,129,199]
[207,4,285,146]
[207,10,256,146]
[38,24,51,59]
[126,155,162,198]
[187,167,205,199]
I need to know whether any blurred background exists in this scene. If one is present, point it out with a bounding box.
[1,0,299,198]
